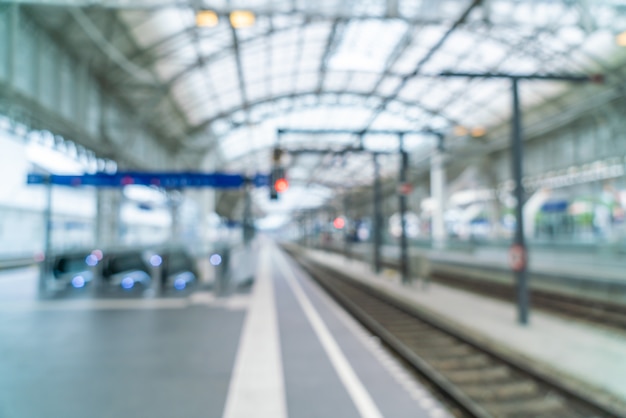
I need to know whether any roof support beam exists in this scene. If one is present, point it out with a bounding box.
[316,19,341,94]
[357,0,483,134]
[230,24,250,112]
[186,89,456,138]
[386,0,399,18]
[366,24,413,96]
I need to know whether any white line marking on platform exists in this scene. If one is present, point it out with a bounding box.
[274,248,384,418]
[284,254,454,418]
[222,246,287,418]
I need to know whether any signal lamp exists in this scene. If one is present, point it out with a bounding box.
[333,217,345,229]
[274,178,289,193]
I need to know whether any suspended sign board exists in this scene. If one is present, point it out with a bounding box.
[509,244,527,272]
[398,182,413,196]
[27,172,271,189]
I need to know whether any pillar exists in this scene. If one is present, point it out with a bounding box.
[430,142,447,249]
[95,188,123,248]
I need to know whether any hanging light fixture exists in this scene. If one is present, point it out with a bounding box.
[196,10,219,27]
[229,10,255,28]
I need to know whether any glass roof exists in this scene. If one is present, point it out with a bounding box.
[114,0,626,145]
[23,0,626,215]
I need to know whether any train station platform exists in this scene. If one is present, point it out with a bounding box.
[295,245,626,408]
[0,241,450,418]
[333,242,626,304]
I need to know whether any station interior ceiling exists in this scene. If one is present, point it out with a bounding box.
[5,0,626,220]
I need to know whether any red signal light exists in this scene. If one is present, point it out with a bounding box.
[333,217,345,229]
[274,178,289,193]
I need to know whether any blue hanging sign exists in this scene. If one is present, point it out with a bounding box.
[26,172,269,189]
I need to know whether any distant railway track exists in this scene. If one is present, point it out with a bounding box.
[429,270,626,332]
[325,247,626,333]
[0,257,37,271]
[291,251,624,418]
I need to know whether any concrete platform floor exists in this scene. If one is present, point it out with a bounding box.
[0,241,448,418]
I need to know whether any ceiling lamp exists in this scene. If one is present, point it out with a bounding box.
[616,31,626,47]
[230,10,255,28]
[471,127,486,137]
[453,125,468,136]
[196,10,219,27]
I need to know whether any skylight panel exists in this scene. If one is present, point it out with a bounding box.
[391,25,448,72]
[235,15,271,42]
[497,53,542,74]
[363,134,400,152]
[271,74,294,96]
[465,79,504,104]
[127,8,188,47]
[199,27,233,56]
[304,21,333,43]
[299,55,323,73]
[296,73,319,93]
[323,72,350,91]
[397,78,435,102]
[370,112,414,131]
[230,0,268,9]
[374,75,401,97]
[344,73,377,93]
[246,81,268,103]
[165,43,197,66]
[171,72,210,111]
[328,19,408,72]
[217,88,244,113]
[186,104,215,126]
[457,37,508,70]
[272,14,305,30]
[208,55,239,92]
[415,85,456,109]
[155,58,190,80]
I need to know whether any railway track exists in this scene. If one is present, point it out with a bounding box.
[429,270,626,332]
[290,251,624,418]
[328,247,626,333]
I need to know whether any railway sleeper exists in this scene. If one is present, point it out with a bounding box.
[372,316,426,328]
[416,344,475,358]
[428,354,491,370]
[408,336,458,347]
[388,332,440,343]
[445,366,511,384]
[484,394,566,417]
[463,381,539,402]
[390,330,443,342]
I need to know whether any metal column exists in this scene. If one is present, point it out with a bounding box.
[7,3,18,89]
[373,153,383,274]
[169,192,182,244]
[309,211,315,248]
[242,183,254,245]
[511,78,530,325]
[398,135,410,284]
[96,189,122,248]
[430,136,446,249]
[39,177,53,294]
[344,193,351,259]
[437,71,599,326]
